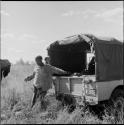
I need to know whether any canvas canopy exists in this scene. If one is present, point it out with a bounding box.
[47,34,123,81]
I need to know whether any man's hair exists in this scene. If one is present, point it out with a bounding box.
[45,57,49,61]
[35,56,42,61]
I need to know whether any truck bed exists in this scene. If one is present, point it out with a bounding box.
[53,75,96,96]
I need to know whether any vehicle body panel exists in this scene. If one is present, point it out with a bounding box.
[97,80,123,101]
[53,76,123,105]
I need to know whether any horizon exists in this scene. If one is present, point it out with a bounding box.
[1,1,123,63]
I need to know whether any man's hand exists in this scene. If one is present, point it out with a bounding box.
[73,72,81,76]
[24,77,29,82]
[67,72,71,75]
[24,73,35,82]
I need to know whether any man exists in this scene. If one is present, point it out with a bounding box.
[88,56,95,75]
[24,55,69,108]
[44,57,50,64]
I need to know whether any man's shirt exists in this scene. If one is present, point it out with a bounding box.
[33,64,67,91]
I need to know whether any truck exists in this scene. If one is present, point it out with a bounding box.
[47,34,123,117]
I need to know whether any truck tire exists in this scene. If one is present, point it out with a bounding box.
[109,88,124,122]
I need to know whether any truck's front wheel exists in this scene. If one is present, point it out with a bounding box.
[110,88,124,123]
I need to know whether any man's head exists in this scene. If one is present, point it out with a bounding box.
[35,56,44,66]
[45,57,50,64]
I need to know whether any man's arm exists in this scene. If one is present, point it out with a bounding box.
[24,72,35,82]
[49,65,69,75]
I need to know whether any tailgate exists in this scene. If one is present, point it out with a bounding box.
[53,76,84,96]
[53,75,98,105]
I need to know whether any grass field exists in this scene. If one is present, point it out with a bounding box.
[1,64,123,124]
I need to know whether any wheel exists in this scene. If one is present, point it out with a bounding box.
[110,88,124,123]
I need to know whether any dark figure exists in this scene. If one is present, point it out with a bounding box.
[88,57,95,75]
[0,59,11,81]
[44,57,50,64]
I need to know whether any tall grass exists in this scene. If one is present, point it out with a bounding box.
[1,64,123,124]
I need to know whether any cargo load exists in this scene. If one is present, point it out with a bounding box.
[47,34,123,81]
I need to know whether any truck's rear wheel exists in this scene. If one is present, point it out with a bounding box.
[110,88,124,123]
[113,97,124,122]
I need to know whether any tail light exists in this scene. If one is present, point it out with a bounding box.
[84,77,97,97]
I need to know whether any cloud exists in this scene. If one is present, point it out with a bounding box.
[62,9,97,18]
[0,10,10,16]
[8,48,24,53]
[18,33,46,44]
[95,7,123,24]
[1,33,46,45]
[18,34,37,40]
[1,33,40,42]
[18,34,42,42]
[31,40,47,44]
[62,7,123,25]
[62,10,80,16]
[95,8,123,18]
[22,34,37,39]
[1,33,15,39]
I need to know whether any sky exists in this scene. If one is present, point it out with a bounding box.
[1,1,123,64]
